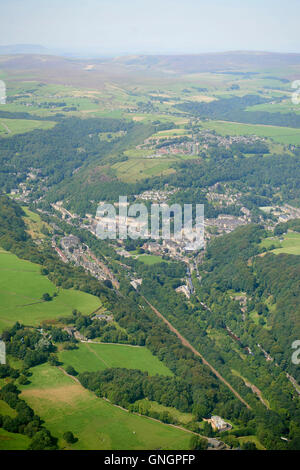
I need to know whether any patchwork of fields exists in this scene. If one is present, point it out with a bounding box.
[1,59,300,452]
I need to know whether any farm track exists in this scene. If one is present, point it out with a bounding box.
[0,121,11,133]
[80,339,143,348]
[57,366,226,449]
[58,366,81,384]
[142,296,252,410]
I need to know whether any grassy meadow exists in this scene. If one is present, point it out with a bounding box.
[112,156,176,182]
[261,231,300,255]
[0,428,31,450]
[20,364,192,450]
[59,342,172,376]
[137,254,168,265]
[0,251,101,331]
[0,118,55,136]
[22,206,52,240]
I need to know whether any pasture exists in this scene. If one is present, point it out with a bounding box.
[261,231,300,256]
[0,251,101,331]
[0,118,55,136]
[0,400,17,418]
[20,364,191,450]
[137,254,168,265]
[200,120,300,145]
[0,429,30,450]
[59,342,172,376]
[151,128,192,139]
[246,100,300,115]
[134,399,194,426]
[112,156,175,182]
[22,206,52,240]
[237,435,266,451]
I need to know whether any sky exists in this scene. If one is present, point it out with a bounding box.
[0,0,300,56]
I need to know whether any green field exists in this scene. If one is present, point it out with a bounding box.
[134,399,194,426]
[0,399,17,418]
[151,128,192,139]
[59,342,172,376]
[2,82,103,118]
[20,364,191,450]
[137,254,168,265]
[0,251,101,331]
[201,120,300,145]
[237,435,266,451]
[0,118,56,136]
[22,206,52,239]
[0,428,31,450]
[246,100,300,115]
[261,231,300,255]
[112,156,176,182]
[122,113,189,125]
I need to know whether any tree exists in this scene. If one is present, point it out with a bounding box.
[29,429,57,450]
[18,374,29,385]
[103,279,113,289]
[189,435,208,450]
[193,403,209,420]
[63,431,77,444]
[65,365,78,376]
[203,421,214,437]
[241,441,258,450]
[48,354,59,366]
[42,293,52,302]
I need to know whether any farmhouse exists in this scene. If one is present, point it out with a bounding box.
[210,415,232,432]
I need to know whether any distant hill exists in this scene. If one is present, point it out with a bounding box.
[1,49,300,72]
[110,51,300,73]
[0,51,300,88]
[0,44,50,55]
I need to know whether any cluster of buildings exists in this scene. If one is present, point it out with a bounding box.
[261,204,300,223]
[206,214,249,236]
[143,139,199,157]
[197,128,265,150]
[142,236,202,261]
[52,234,109,282]
[135,123,267,159]
[135,189,177,203]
